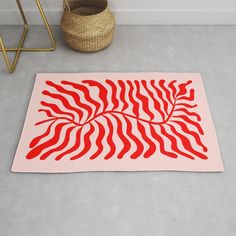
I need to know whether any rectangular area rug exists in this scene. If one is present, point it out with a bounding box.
[12,73,224,173]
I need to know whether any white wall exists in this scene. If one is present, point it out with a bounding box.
[1,0,236,24]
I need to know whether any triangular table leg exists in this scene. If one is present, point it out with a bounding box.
[0,0,28,73]
[0,0,56,73]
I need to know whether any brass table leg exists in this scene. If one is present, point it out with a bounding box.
[0,0,28,73]
[0,0,56,73]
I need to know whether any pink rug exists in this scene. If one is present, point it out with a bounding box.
[12,73,223,173]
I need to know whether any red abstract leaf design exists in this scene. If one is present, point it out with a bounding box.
[26,79,208,161]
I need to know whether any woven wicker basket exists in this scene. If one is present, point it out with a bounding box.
[60,0,115,52]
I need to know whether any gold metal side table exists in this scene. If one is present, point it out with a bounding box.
[0,0,56,73]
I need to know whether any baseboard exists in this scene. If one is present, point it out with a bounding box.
[1,9,236,25]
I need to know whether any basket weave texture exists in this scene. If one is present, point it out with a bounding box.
[60,0,115,52]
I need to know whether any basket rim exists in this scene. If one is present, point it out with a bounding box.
[64,1,109,18]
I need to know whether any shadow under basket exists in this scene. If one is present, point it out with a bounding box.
[60,0,115,52]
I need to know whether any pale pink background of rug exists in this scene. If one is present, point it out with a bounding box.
[12,73,224,173]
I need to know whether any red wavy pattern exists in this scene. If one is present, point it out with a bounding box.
[26,79,208,161]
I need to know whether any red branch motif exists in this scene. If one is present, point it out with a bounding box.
[26,79,208,161]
